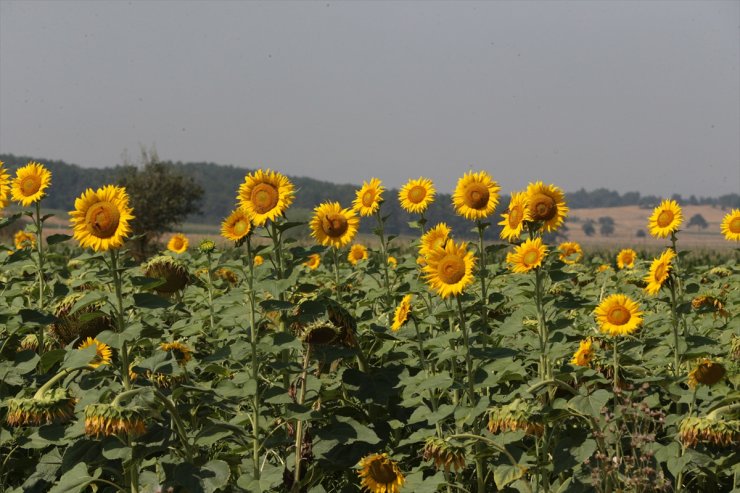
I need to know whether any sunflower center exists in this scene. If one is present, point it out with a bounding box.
[657,210,674,228]
[234,219,249,235]
[408,185,427,204]
[523,250,540,266]
[85,201,121,239]
[21,176,41,196]
[508,206,522,228]
[607,306,630,326]
[251,183,279,214]
[322,213,348,238]
[729,217,740,234]
[172,238,184,250]
[463,183,489,209]
[368,460,398,484]
[438,254,466,285]
[530,193,556,221]
[362,190,375,208]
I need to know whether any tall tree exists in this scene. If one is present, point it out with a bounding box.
[687,213,708,230]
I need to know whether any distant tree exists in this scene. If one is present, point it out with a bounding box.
[636,229,647,238]
[598,216,615,237]
[582,220,596,237]
[687,213,708,230]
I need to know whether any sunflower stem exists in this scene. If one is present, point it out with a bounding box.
[204,250,216,331]
[449,434,533,493]
[110,250,132,391]
[476,221,489,338]
[152,389,195,462]
[34,367,91,399]
[455,296,476,405]
[246,236,262,483]
[534,266,550,381]
[669,278,681,377]
[34,201,46,354]
[374,210,392,309]
[332,247,341,294]
[291,349,311,492]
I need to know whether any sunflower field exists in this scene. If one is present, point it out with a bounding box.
[0,161,739,493]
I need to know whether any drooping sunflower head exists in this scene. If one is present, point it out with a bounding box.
[143,255,190,294]
[557,241,583,264]
[423,239,476,299]
[498,191,531,242]
[160,341,192,366]
[310,202,359,248]
[398,177,435,214]
[215,267,239,285]
[616,248,637,269]
[357,453,405,493]
[419,223,450,259]
[69,185,134,252]
[167,233,189,254]
[14,230,36,250]
[525,181,568,232]
[353,178,384,216]
[84,403,147,438]
[0,161,10,210]
[78,337,113,368]
[570,338,595,367]
[488,399,544,436]
[304,253,321,270]
[423,437,466,474]
[6,388,77,427]
[506,237,548,274]
[648,199,683,238]
[452,171,501,221]
[721,209,740,241]
[644,249,676,296]
[221,208,252,242]
[347,244,368,266]
[594,294,643,337]
[237,169,295,226]
[11,161,52,207]
[679,416,740,448]
[391,294,413,331]
[49,293,113,345]
[687,359,726,388]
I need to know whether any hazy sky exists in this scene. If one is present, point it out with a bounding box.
[1,0,738,197]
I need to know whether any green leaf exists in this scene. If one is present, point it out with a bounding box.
[49,463,99,493]
[38,349,67,374]
[568,389,611,418]
[133,292,172,309]
[61,344,97,370]
[260,299,294,311]
[46,234,72,245]
[202,460,230,493]
[20,309,57,325]
[494,463,526,489]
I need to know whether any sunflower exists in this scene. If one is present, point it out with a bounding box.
[452,171,500,220]
[506,237,548,273]
[237,169,295,226]
[616,248,636,269]
[353,178,384,216]
[423,437,466,474]
[597,264,611,273]
[14,230,36,250]
[0,161,10,210]
[525,181,568,232]
[310,202,359,248]
[199,239,216,254]
[6,388,76,427]
[594,294,643,337]
[160,341,192,366]
[348,244,369,266]
[144,256,190,294]
[167,233,189,254]
[423,239,476,298]
[221,208,252,242]
[84,403,146,438]
[571,338,595,366]
[387,256,398,269]
[557,241,583,264]
[499,191,531,242]
[78,337,113,368]
[69,185,134,252]
[679,416,740,448]
[391,294,412,331]
[304,253,321,270]
[687,359,726,388]
[648,199,683,238]
[357,453,405,493]
[398,177,435,214]
[11,162,52,207]
[253,255,264,266]
[644,249,675,296]
[721,209,740,241]
[419,223,450,258]
[488,399,544,436]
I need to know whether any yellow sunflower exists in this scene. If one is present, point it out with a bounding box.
[571,339,595,367]
[348,244,368,266]
[616,248,637,269]
[78,337,113,368]
[499,191,531,242]
[398,177,435,214]
[557,241,583,264]
[69,185,134,252]
[310,202,359,248]
[304,253,321,270]
[167,233,189,254]
[387,256,398,269]
[525,181,568,232]
[353,178,384,216]
[11,162,52,207]
[597,264,611,273]
[644,249,675,295]
[452,171,501,221]
[160,341,192,366]
[253,255,264,266]
[648,199,683,238]
[720,209,740,241]
[391,294,412,331]
[506,237,548,274]
[221,208,252,242]
[237,169,295,226]
[594,294,643,337]
[357,453,405,493]
[419,223,450,259]
[0,161,10,210]
[14,230,36,250]
[423,239,476,298]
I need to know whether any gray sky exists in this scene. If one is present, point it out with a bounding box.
[1,0,738,198]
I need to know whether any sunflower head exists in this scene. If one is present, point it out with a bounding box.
[49,293,113,345]
[78,337,113,368]
[571,338,595,367]
[310,202,359,248]
[353,178,384,216]
[253,255,264,266]
[721,209,740,241]
[143,255,190,294]
[14,230,36,250]
[679,416,740,448]
[160,341,192,366]
[198,239,216,254]
[304,253,321,270]
[6,388,77,427]
[557,242,583,264]
[525,181,568,232]
[506,237,548,273]
[423,437,466,474]
[452,171,501,221]
[688,359,726,388]
[644,249,676,296]
[391,294,413,331]
[419,223,451,259]
[387,256,397,269]
[0,161,10,210]
[423,239,476,299]
[221,208,252,242]
[488,399,544,436]
[84,402,147,438]
[11,162,52,207]
[357,453,405,493]
[69,185,134,252]
[499,191,531,242]
[399,177,435,214]
[237,169,295,226]
[167,233,189,254]
[616,248,637,269]
[594,294,643,337]
[215,267,239,285]
[347,244,368,266]
[648,199,683,238]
